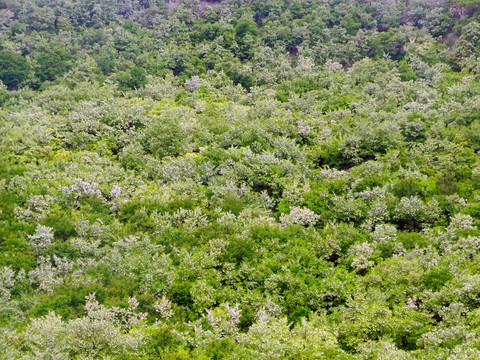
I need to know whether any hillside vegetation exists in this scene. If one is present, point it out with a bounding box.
[2,0,480,358]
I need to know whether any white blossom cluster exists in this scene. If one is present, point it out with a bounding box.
[22,293,147,359]
[0,267,16,303]
[154,207,209,231]
[154,296,174,322]
[28,256,73,293]
[15,195,55,223]
[372,224,398,244]
[205,303,241,338]
[28,224,54,254]
[64,179,104,200]
[348,242,375,272]
[393,196,440,225]
[280,206,320,227]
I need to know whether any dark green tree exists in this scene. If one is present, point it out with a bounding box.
[34,49,69,87]
[235,18,258,61]
[0,50,30,90]
[118,66,148,90]
[235,18,258,39]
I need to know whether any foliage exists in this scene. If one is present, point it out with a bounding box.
[0,50,30,90]
[1,0,480,358]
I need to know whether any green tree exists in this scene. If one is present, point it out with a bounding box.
[0,50,30,90]
[235,18,258,61]
[118,66,147,90]
[34,49,69,87]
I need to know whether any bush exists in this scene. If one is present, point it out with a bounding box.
[424,268,452,291]
[171,283,193,307]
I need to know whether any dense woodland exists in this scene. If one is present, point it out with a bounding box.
[2,0,480,358]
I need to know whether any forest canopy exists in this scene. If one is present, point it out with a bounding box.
[2,0,480,359]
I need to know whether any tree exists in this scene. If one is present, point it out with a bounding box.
[0,50,30,90]
[34,49,69,87]
[455,21,480,67]
[235,18,258,61]
[118,66,147,90]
